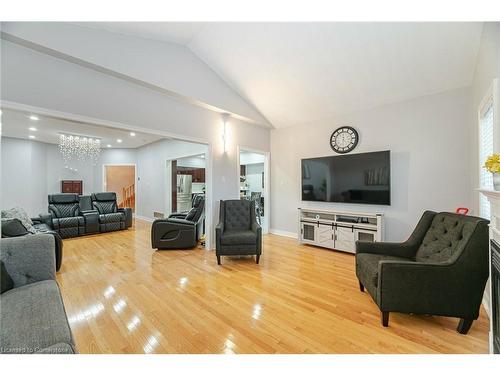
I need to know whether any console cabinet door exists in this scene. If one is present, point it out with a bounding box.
[334,226,356,253]
[301,222,317,244]
[317,224,334,248]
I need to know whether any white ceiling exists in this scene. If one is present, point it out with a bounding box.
[63,23,484,128]
[76,22,207,45]
[1,108,164,148]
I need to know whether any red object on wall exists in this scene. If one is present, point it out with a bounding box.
[455,207,469,215]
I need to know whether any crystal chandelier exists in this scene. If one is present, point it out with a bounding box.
[58,133,101,165]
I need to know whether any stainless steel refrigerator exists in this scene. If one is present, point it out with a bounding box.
[177,174,193,212]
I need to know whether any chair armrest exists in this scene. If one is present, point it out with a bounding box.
[169,213,188,219]
[355,241,416,258]
[81,209,98,214]
[166,218,196,226]
[32,213,53,227]
[0,234,56,288]
[252,221,262,252]
[376,260,462,313]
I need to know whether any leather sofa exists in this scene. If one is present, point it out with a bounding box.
[215,199,262,265]
[91,192,131,232]
[356,211,489,334]
[48,194,85,239]
[151,195,205,249]
[0,235,76,354]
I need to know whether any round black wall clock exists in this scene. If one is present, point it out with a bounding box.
[330,126,359,154]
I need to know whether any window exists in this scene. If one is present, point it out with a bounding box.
[479,91,495,219]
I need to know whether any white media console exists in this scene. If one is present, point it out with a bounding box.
[298,208,384,254]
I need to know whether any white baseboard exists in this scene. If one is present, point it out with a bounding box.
[134,215,154,223]
[269,228,298,239]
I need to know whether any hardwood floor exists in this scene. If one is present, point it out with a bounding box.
[57,219,489,354]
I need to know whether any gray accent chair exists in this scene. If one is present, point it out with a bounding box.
[151,195,205,249]
[48,194,85,238]
[0,235,76,354]
[215,199,262,265]
[356,211,489,334]
[91,192,131,232]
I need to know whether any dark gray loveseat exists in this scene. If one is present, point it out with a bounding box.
[355,211,489,334]
[0,235,76,354]
[215,199,262,265]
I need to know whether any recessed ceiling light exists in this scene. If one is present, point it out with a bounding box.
[28,115,39,121]
[29,135,36,139]
[130,132,136,137]
[107,144,112,148]
[116,139,123,143]
[29,127,37,132]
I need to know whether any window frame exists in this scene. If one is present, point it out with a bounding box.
[478,78,499,219]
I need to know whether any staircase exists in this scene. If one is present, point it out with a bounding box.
[118,183,135,210]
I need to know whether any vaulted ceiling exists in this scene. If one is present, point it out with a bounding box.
[75,22,484,129]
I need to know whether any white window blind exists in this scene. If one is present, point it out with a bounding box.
[479,100,494,219]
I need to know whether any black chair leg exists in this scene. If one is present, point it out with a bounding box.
[457,318,473,334]
[381,311,389,327]
[256,254,260,264]
[359,282,364,292]
[217,255,221,265]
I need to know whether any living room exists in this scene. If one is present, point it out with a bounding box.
[1,1,500,373]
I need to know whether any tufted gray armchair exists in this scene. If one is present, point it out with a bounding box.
[215,200,262,265]
[356,211,489,334]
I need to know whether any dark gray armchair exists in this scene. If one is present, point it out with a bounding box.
[151,195,205,249]
[356,211,489,334]
[215,199,262,265]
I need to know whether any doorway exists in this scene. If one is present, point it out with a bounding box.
[237,147,270,234]
[103,164,136,213]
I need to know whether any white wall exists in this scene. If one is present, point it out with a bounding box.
[1,137,47,216]
[0,39,271,249]
[270,87,473,241]
[136,139,207,220]
[1,137,140,215]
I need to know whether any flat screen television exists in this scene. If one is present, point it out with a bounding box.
[301,150,391,205]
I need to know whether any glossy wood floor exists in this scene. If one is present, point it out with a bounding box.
[57,219,489,354]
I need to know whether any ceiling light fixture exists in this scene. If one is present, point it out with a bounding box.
[117,139,123,143]
[58,133,101,165]
[29,127,37,132]
[28,115,39,121]
[130,132,136,137]
[29,135,36,139]
[107,144,112,148]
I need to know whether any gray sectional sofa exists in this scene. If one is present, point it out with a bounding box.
[0,235,76,354]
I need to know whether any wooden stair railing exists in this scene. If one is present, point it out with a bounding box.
[118,183,135,209]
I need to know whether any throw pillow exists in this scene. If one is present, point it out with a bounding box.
[1,218,30,238]
[1,261,14,294]
[1,207,36,234]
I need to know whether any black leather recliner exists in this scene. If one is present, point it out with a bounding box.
[151,195,205,249]
[48,194,85,239]
[91,192,129,232]
[215,199,262,265]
